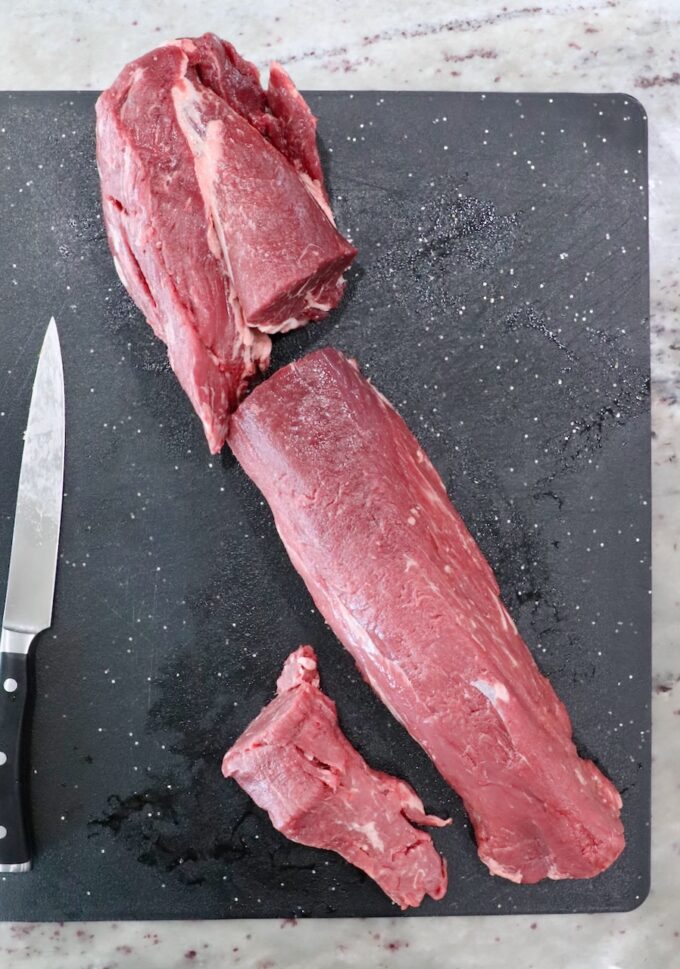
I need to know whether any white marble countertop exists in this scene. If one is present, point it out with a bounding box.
[0,0,678,966]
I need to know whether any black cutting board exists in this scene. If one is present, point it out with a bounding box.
[0,91,650,920]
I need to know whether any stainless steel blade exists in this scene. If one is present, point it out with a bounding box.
[2,319,65,637]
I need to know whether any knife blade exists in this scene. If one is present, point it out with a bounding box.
[0,318,65,872]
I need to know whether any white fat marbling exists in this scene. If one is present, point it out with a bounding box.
[0,1,678,967]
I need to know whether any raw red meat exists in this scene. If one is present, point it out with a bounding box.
[222,645,448,909]
[228,348,626,884]
[95,34,356,452]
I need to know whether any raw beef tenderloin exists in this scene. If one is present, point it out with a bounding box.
[96,34,356,452]
[228,348,626,885]
[223,646,449,909]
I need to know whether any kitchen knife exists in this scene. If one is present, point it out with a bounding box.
[0,318,65,872]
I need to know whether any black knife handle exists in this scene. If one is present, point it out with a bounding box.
[0,651,31,870]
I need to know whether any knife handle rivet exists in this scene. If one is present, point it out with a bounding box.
[0,753,6,766]
[0,827,6,840]
[2,679,17,694]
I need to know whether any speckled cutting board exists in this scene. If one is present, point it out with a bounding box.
[0,91,649,920]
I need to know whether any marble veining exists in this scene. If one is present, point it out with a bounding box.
[0,0,678,966]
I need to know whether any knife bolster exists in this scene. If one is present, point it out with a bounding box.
[0,629,35,656]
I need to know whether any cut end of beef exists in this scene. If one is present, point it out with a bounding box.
[228,348,625,884]
[96,34,356,452]
[222,645,449,910]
